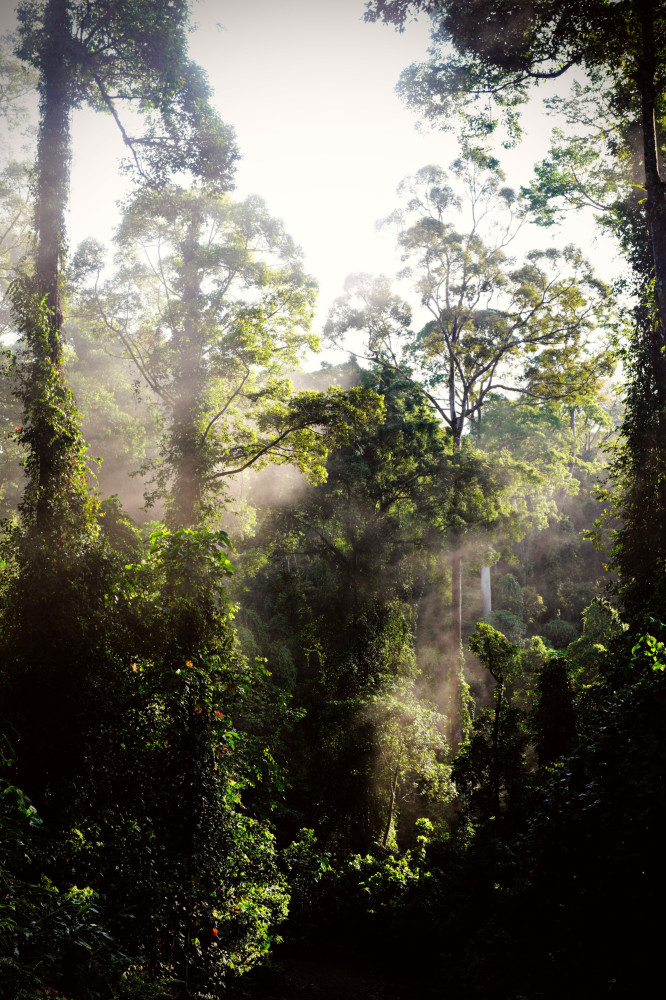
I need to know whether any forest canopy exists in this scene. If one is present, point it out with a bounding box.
[0,2,664,999]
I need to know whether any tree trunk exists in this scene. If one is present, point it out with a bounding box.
[638,4,666,391]
[448,431,463,742]
[382,767,400,847]
[451,546,462,648]
[28,0,73,525]
[35,0,70,366]
[481,565,492,616]
[180,687,199,997]
[491,677,503,819]
[446,543,464,747]
[635,2,666,585]
[168,218,206,530]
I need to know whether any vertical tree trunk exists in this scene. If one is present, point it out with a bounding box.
[447,546,464,748]
[638,4,666,389]
[168,217,206,530]
[633,1,666,601]
[448,428,464,743]
[481,565,492,616]
[451,546,462,648]
[35,0,70,365]
[568,406,576,474]
[491,677,503,819]
[27,0,76,530]
[382,767,400,847]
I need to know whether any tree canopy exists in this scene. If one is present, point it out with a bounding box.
[327,154,613,448]
[0,3,664,998]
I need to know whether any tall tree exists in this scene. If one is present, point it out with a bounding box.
[465,622,522,821]
[365,0,666,619]
[77,185,383,528]
[13,0,238,526]
[326,154,611,677]
[327,156,612,449]
[1,0,239,842]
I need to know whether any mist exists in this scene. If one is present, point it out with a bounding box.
[0,2,659,998]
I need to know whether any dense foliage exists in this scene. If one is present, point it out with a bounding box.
[0,2,664,999]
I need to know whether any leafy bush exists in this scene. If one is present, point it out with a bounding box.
[0,779,129,1000]
[494,573,524,615]
[483,609,526,644]
[540,617,580,648]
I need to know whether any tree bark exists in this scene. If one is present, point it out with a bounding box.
[635,2,666,565]
[382,767,400,847]
[491,675,503,819]
[448,429,463,743]
[168,215,207,530]
[480,565,492,616]
[451,546,462,648]
[35,0,70,367]
[29,0,73,526]
[638,4,666,391]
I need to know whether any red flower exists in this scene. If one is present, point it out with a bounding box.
[212,927,219,937]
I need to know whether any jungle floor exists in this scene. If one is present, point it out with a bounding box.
[225,943,441,1000]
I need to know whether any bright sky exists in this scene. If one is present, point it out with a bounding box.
[2,0,621,358]
[66,0,456,332]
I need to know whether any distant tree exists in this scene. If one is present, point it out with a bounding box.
[326,153,611,674]
[0,160,32,336]
[457,622,524,820]
[252,365,456,617]
[63,312,162,515]
[78,185,383,527]
[472,389,620,630]
[0,161,33,513]
[368,683,449,847]
[327,156,612,450]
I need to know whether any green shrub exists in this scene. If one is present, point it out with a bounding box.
[541,618,580,649]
